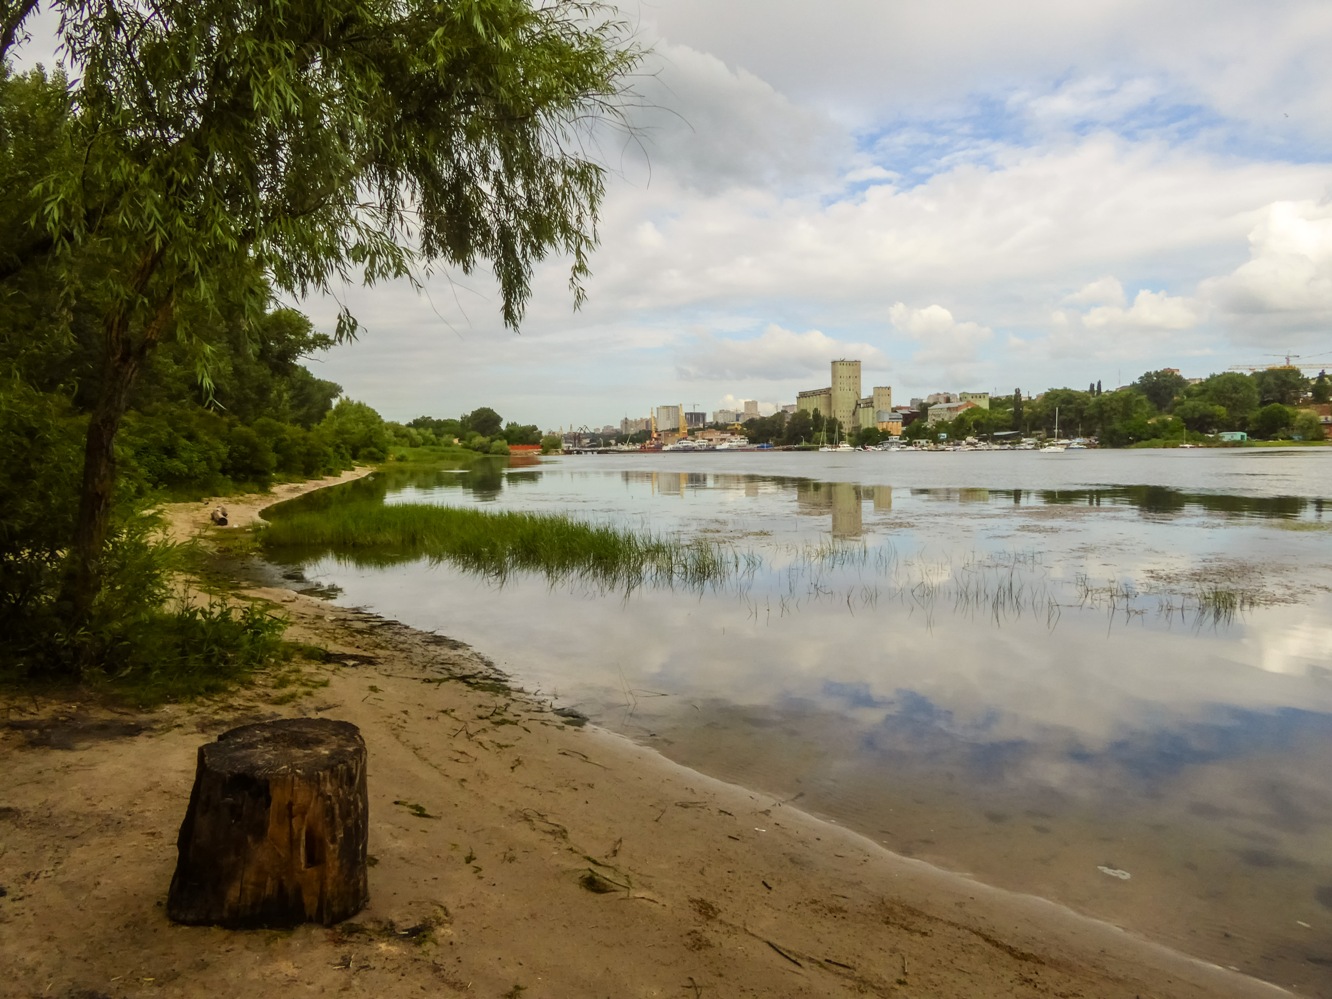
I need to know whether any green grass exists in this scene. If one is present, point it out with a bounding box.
[1,597,291,706]
[260,502,748,592]
[384,444,479,466]
[1272,520,1332,532]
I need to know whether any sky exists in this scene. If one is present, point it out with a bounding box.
[15,1,1332,429]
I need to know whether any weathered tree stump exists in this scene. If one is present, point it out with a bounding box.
[167,718,369,927]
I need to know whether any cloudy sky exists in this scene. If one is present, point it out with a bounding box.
[19,1,1332,428]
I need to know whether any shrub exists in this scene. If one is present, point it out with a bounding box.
[223,424,277,485]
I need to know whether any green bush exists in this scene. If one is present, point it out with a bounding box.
[223,424,277,484]
[121,406,229,493]
[1292,409,1325,442]
[0,382,84,640]
[319,399,390,461]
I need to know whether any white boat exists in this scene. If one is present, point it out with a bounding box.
[817,423,854,451]
[1042,406,1075,452]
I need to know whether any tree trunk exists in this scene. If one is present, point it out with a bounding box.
[167,718,370,928]
[59,289,172,671]
[61,341,139,649]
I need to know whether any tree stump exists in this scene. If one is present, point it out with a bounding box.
[167,718,369,927]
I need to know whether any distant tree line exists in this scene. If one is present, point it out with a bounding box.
[713,368,1328,448]
[403,409,542,455]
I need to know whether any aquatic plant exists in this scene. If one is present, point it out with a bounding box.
[260,501,754,593]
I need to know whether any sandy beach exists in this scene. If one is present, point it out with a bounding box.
[0,471,1295,998]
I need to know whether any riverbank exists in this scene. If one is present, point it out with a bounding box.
[0,470,1293,999]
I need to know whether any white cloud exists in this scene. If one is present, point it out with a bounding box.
[1065,277,1127,308]
[621,42,847,195]
[1081,289,1202,330]
[317,2,1332,414]
[1203,200,1332,320]
[888,303,993,387]
[634,1,1332,140]
[676,325,885,381]
[1016,75,1167,130]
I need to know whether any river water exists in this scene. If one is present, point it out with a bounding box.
[269,448,1332,994]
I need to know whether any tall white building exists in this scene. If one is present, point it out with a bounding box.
[655,404,683,433]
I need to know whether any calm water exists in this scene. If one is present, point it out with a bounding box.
[270,449,1332,994]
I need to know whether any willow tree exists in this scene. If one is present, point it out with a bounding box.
[1,0,639,669]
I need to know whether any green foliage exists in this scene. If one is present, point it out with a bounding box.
[1172,399,1228,435]
[1195,372,1260,430]
[1090,390,1156,446]
[120,406,231,494]
[224,424,278,485]
[783,410,813,445]
[319,399,390,462]
[0,379,297,692]
[1312,371,1331,404]
[253,417,340,478]
[741,411,786,445]
[0,471,282,693]
[503,422,542,445]
[2,0,641,673]
[1249,403,1297,439]
[87,599,288,704]
[408,415,464,442]
[901,417,932,442]
[463,407,505,438]
[0,380,84,624]
[540,434,563,454]
[260,500,745,593]
[1252,367,1309,407]
[1030,388,1092,437]
[1292,409,1326,442]
[1132,369,1188,411]
[951,405,1008,438]
[28,0,640,332]
[410,407,540,453]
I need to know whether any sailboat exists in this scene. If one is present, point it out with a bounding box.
[818,419,854,452]
[1042,407,1067,452]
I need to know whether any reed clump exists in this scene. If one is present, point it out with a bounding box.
[260,502,742,592]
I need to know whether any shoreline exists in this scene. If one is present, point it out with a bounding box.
[0,468,1296,998]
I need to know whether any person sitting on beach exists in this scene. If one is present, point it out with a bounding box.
[210,505,228,526]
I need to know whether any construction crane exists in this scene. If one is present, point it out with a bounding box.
[1228,351,1332,373]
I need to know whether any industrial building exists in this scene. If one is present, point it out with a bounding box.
[795,360,894,434]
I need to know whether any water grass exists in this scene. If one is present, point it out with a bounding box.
[261,483,1271,635]
[260,501,751,593]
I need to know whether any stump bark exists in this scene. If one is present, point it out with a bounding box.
[167,717,369,927]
